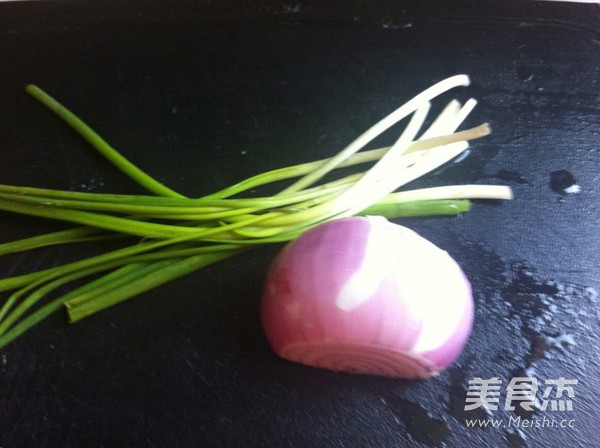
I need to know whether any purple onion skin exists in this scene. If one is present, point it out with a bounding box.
[261,217,473,379]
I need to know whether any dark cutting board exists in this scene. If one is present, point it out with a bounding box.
[0,1,599,447]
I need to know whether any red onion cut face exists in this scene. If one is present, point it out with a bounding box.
[260,216,473,379]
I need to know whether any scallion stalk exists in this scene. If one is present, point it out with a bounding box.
[0,76,514,350]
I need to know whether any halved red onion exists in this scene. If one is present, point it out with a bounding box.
[260,216,473,379]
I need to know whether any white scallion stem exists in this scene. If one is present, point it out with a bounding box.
[279,74,471,194]
[454,99,478,128]
[420,100,463,139]
[381,185,514,203]
[257,123,491,228]
[341,140,471,217]
[328,103,431,216]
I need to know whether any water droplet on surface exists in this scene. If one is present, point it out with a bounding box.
[585,287,598,303]
[452,148,471,165]
[549,170,579,195]
[544,333,576,352]
[384,396,450,446]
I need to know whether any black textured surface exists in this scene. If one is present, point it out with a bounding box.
[1,2,599,447]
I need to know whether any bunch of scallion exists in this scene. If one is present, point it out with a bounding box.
[0,75,512,350]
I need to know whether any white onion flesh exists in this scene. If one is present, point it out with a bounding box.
[261,216,473,379]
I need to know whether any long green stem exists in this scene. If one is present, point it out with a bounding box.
[0,250,236,349]
[0,227,110,255]
[26,85,185,198]
[0,243,243,321]
[67,249,246,322]
[361,199,471,217]
[0,212,277,292]
[63,261,175,310]
[0,180,352,220]
[0,198,204,237]
[0,244,250,334]
[0,249,246,349]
